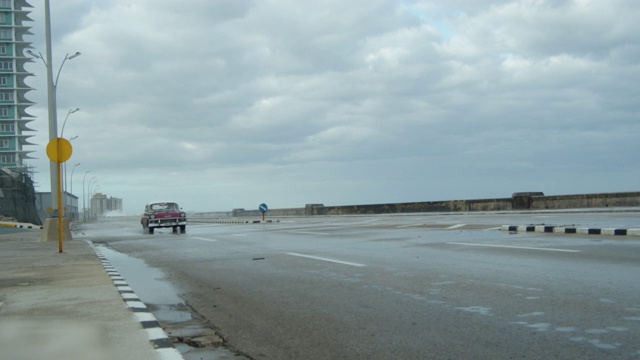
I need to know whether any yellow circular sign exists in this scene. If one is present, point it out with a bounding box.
[46,137,73,163]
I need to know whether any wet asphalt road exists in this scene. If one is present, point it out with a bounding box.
[79,212,640,359]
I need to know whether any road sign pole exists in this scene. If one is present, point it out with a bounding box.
[57,159,63,253]
[259,203,268,222]
[45,137,73,251]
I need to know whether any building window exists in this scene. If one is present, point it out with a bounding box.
[0,75,7,86]
[0,154,15,163]
[0,106,7,117]
[0,61,12,70]
[0,122,14,132]
[0,1,10,9]
[0,44,5,55]
[0,13,6,24]
[0,139,8,148]
[0,28,10,39]
[0,91,13,101]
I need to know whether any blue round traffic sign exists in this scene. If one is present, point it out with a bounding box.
[259,203,268,213]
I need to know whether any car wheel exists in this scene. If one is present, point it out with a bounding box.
[148,227,154,234]
[180,225,186,234]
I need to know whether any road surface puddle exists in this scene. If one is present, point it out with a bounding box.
[95,243,248,360]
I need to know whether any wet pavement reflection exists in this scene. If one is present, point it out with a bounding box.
[95,244,248,360]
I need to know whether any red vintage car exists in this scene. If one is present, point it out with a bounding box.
[141,201,187,234]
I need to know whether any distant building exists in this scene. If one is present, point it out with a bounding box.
[35,191,78,221]
[90,192,123,218]
[36,191,123,221]
[0,0,39,224]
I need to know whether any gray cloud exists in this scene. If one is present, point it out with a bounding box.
[25,0,640,213]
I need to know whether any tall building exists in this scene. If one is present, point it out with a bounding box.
[0,0,39,224]
[90,193,123,219]
[0,0,34,171]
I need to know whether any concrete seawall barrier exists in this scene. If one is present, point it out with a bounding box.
[529,191,640,209]
[189,191,640,219]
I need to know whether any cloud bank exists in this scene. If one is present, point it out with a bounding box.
[24,0,640,213]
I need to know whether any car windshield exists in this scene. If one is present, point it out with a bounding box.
[150,203,178,211]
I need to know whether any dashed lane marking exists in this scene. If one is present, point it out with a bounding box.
[287,231,329,235]
[286,252,366,267]
[447,242,581,253]
[191,237,218,242]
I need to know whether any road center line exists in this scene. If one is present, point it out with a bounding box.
[447,242,581,253]
[286,252,366,267]
[192,237,218,242]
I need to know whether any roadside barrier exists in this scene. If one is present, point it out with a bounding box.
[501,225,640,236]
[0,221,43,229]
[188,219,278,224]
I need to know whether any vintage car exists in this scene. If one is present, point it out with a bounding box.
[141,201,187,234]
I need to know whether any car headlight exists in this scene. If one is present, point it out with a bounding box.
[180,212,186,217]
[150,214,156,219]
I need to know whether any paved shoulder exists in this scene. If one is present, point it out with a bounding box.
[0,230,167,359]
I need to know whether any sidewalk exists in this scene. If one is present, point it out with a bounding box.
[0,227,177,360]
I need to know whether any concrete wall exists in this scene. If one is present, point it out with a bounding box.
[231,207,307,217]
[530,191,640,210]
[190,191,640,219]
[314,198,513,215]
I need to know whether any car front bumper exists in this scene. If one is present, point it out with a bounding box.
[148,219,187,228]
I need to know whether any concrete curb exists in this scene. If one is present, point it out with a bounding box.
[0,221,43,229]
[501,225,640,236]
[89,243,184,360]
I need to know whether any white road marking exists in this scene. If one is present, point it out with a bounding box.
[192,237,218,242]
[447,242,581,253]
[286,252,366,267]
[287,231,329,235]
[397,224,424,228]
[447,224,466,229]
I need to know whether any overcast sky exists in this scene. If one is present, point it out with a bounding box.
[24,0,640,214]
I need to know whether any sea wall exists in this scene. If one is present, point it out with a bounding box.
[189,191,640,219]
[529,191,640,210]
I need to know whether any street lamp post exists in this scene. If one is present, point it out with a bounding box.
[82,171,91,221]
[87,177,97,221]
[92,185,101,220]
[70,163,80,199]
[88,179,98,220]
[58,107,79,219]
[60,107,79,138]
[68,162,80,219]
[27,0,81,218]
[62,135,78,217]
